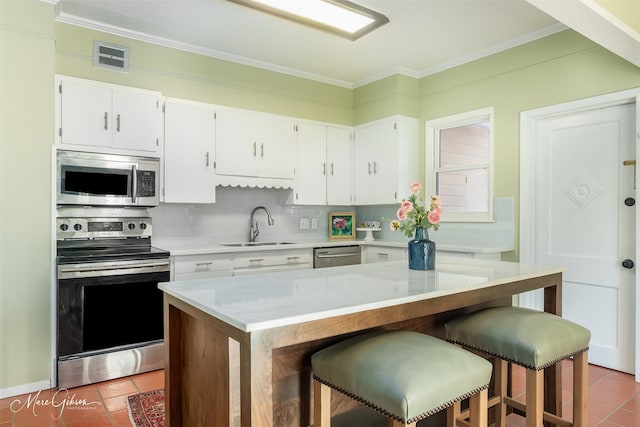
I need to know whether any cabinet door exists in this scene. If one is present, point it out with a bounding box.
[112,89,162,153]
[164,100,216,203]
[354,120,397,205]
[215,108,259,177]
[295,123,327,205]
[59,79,112,148]
[326,126,352,205]
[256,114,296,179]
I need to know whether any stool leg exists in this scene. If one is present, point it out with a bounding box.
[494,359,508,427]
[469,388,488,427]
[446,401,461,427]
[314,380,331,427]
[525,369,543,427]
[573,351,588,427]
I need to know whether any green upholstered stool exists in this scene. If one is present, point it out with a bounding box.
[311,330,492,427]
[445,306,591,427]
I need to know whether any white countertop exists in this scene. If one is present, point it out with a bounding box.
[159,257,563,332]
[153,236,509,256]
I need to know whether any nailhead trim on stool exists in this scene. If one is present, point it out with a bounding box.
[445,306,591,427]
[311,330,492,426]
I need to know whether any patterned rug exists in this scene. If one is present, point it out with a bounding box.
[127,389,165,427]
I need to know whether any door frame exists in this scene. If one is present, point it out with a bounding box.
[520,87,640,380]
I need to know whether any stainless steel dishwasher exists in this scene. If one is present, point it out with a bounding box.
[313,245,361,268]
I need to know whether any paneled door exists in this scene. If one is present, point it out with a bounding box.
[531,103,635,373]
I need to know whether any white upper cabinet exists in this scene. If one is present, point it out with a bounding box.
[353,115,418,205]
[164,98,216,204]
[293,123,353,206]
[215,108,297,184]
[294,123,328,205]
[326,126,353,205]
[56,75,162,156]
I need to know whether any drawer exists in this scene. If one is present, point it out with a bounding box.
[232,249,312,270]
[172,254,233,280]
[362,246,407,263]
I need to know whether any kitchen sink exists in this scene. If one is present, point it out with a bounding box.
[221,242,295,247]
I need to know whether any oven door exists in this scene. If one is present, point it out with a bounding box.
[57,259,170,358]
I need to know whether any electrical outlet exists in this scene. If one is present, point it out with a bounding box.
[299,217,310,229]
[311,218,318,229]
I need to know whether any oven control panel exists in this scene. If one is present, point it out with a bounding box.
[57,217,152,240]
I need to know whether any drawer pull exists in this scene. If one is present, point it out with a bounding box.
[377,253,389,257]
[195,262,213,267]
[287,256,300,261]
[249,258,264,263]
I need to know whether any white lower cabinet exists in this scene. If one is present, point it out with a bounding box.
[171,249,312,280]
[232,249,312,275]
[362,246,407,263]
[172,254,234,281]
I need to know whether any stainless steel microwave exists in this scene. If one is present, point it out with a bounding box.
[57,150,160,207]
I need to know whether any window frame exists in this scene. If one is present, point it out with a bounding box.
[425,107,495,223]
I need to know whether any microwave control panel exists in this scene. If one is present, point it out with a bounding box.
[136,171,156,197]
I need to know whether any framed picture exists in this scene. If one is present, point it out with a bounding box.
[329,211,355,240]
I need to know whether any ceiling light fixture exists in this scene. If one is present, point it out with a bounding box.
[227,0,389,40]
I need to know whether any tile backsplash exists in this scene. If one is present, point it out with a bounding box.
[152,187,514,250]
[152,187,341,243]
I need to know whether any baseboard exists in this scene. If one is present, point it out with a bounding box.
[0,380,52,400]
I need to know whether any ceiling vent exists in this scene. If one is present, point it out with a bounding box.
[93,41,129,72]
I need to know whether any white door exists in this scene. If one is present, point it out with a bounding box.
[215,108,259,177]
[164,99,216,203]
[59,79,112,148]
[532,103,636,373]
[354,120,397,205]
[112,89,162,153]
[296,123,327,205]
[326,126,353,205]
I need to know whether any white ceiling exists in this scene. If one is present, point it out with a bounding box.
[55,0,566,87]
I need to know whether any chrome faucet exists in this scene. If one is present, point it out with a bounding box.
[249,206,274,242]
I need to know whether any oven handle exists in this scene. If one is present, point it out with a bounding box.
[58,260,170,279]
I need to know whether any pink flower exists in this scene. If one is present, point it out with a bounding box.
[333,218,347,229]
[389,220,400,231]
[431,196,441,207]
[409,182,421,193]
[400,200,413,212]
[396,208,407,221]
[428,209,441,225]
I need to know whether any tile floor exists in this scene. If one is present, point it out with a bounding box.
[0,362,639,426]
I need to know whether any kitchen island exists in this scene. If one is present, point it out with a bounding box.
[159,257,564,427]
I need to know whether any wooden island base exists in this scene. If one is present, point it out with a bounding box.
[163,269,563,427]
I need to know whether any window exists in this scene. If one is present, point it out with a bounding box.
[425,107,494,222]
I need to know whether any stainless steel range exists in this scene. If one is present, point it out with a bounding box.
[56,214,169,389]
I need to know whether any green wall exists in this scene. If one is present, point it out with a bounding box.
[595,0,640,34]
[2,0,640,393]
[418,30,640,260]
[0,0,56,392]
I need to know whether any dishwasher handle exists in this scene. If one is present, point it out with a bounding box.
[315,252,360,259]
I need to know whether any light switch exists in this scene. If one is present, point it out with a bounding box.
[311,218,318,229]
[299,217,310,229]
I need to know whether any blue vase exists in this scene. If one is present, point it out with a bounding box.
[408,227,436,270]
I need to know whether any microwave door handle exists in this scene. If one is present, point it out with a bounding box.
[131,164,137,204]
